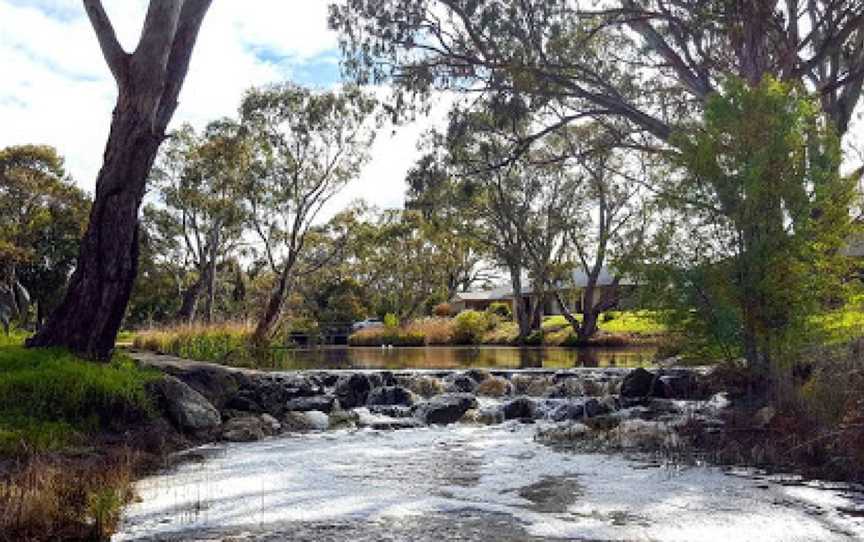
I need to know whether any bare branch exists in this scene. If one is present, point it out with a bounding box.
[82,0,129,83]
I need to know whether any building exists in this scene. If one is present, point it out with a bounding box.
[450,267,637,316]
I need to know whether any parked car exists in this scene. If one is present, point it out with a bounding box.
[352,318,384,332]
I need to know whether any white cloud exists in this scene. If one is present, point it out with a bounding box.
[0,0,438,215]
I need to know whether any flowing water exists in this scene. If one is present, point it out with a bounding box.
[264,346,657,370]
[115,422,864,541]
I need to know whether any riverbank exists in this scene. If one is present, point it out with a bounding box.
[3,339,863,540]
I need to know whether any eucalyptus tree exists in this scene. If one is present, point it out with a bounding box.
[241,84,378,343]
[148,122,251,324]
[0,145,89,327]
[330,0,864,142]
[29,0,212,359]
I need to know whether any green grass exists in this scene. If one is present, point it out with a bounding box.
[0,343,158,455]
[811,297,864,344]
[541,310,667,335]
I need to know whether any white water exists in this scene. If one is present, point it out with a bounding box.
[115,423,864,541]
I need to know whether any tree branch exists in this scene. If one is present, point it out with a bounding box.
[82,0,129,83]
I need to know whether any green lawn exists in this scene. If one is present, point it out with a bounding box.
[0,333,157,455]
[541,310,667,335]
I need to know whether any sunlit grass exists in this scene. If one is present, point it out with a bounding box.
[132,321,255,362]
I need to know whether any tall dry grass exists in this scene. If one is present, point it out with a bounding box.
[0,450,138,541]
[132,322,255,363]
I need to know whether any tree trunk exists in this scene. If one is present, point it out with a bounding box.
[25,0,212,359]
[204,228,219,323]
[510,267,531,340]
[27,106,161,358]
[253,266,291,345]
[176,268,206,324]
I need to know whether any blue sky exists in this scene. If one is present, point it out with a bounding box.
[0,0,447,216]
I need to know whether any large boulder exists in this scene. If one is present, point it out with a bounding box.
[502,397,536,420]
[549,399,605,422]
[366,386,416,407]
[335,374,371,408]
[653,372,698,399]
[148,375,221,433]
[620,368,657,398]
[414,393,478,425]
[221,416,267,442]
[285,395,338,413]
[282,410,330,431]
[166,366,245,410]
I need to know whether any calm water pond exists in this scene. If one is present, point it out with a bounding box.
[265,346,657,371]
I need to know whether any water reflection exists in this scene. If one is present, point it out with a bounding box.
[265,346,656,370]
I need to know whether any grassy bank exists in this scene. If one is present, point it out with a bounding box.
[132,322,258,365]
[0,334,159,540]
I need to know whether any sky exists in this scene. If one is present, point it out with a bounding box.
[0,0,448,217]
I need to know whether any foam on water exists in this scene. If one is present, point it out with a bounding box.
[114,423,864,541]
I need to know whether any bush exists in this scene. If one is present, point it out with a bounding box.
[406,318,454,345]
[522,330,544,346]
[453,310,492,344]
[486,302,512,320]
[432,303,455,318]
[383,313,399,328]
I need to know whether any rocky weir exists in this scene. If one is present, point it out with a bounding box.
[119,352,864,541]
[136,352,721,448]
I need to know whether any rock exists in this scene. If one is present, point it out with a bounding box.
[369,418,424,430]
[329,409,360,429]
[584,414,621,432]
[303,410,330,431]
[260,413,282,434]
[406,376,445,398]
[368,405,414,418]
[148,375,221,433]
[620,368,656,398]
[281,411,316,432]
[503,397,536,420]
[526,377,554,397]
[613,419,680,450]
[443,373,477,393]
[460,409,481,423]
[225,390,263,413]
[476,376,513,397]
[285,395,338,413]
[535,422,591,444]
[221,416,266,442]
[654,373,697,399]
[366,386,416,406]
[549,399,606,422]
[543,379,583,398]
[477,406,505,425]
[465,369,491,384]
[167,366,245,410]
[335,374,371,408]
[414,393,478,425]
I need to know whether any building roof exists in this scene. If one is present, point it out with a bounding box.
[451,286,514,302]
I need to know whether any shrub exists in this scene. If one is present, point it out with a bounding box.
[453,310,492,344]
[521,330,544,346]
[486,302,512,320]
[405,318,454,345]
[383,313,399,328]
[432,303,455,318]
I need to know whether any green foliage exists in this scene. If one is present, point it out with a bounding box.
[0,346,157,455]
[383,313,399,328]
[452,310,492,344]
[659,77,856,371]
[0,145,89,322]
[486,302,512,320]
